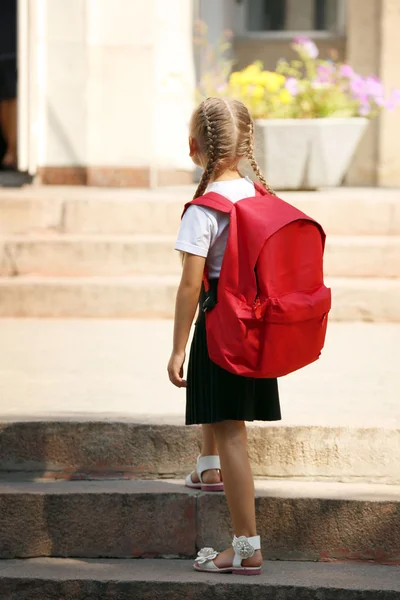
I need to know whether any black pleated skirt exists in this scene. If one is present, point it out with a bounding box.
[186,280,281,425]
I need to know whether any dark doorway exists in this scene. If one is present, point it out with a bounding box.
[0,0,31,186]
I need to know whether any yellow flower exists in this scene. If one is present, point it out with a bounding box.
[251,85,265,100]
[279,89,293,104]
[240,63,262,84]
[270,95,280,108]
[244,64,262,75]
[229,71,242,86]
[259,71,285,93]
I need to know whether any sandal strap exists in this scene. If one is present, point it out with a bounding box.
[232,535,261,568]
[196,455,221,483]
[185,472,197,487]
[246,535,261,551]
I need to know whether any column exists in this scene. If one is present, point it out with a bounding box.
[346,0,400,186]
[377,0,400,186]
[152,0,196,183]
[87,0,195,186]
[32,0,196,186]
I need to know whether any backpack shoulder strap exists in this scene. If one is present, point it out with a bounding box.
[182,192,233,218]
[253,182,269,196]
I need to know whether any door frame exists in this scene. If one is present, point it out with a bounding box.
[17,0,46,175]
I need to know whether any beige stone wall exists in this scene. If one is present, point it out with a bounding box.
[377,0,400,187]
[33,0,195,176]
[346,0,400,186]
[27,0,400,186]
[86,0,155,168]
[345,0,381,186]
[234,37,346,71]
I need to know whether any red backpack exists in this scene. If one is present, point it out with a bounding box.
[183,183,331,378]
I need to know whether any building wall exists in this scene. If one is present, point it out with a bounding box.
[234,37,346,71]
[346,0,400,186]
[33,0,195,186]
[376,0,400,187]
[26,0,400,187]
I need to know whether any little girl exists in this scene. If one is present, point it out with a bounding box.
[167,97,281,575]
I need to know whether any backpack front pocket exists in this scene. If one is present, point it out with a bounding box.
[259,285,331,377]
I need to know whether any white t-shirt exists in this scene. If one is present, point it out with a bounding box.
[175,177,256,278]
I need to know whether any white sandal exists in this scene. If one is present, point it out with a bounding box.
[194,535,262,575]
[185,455,224,492]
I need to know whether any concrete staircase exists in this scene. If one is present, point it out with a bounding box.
[0,185,399,319]
[1,419,400,598]
[1,421,399,483]
[2,559,399,599]
[1,427,400,598]
[1,395,399,598]
[1,185,400,597]
[2,478,398,562]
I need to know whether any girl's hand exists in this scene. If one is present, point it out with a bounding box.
[168,351,187,388]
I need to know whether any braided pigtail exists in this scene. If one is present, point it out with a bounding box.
[193,167,212,199]
[193,102,219,199]
[247,121,276,196]
[191,98,273,198]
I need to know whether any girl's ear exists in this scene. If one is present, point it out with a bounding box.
[189,135,208,168]
[189,136,204,168]
[189,136,197,157]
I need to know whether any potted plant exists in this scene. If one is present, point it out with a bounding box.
[195,29,400,190]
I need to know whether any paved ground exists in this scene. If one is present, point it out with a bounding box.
[0,319,398,428]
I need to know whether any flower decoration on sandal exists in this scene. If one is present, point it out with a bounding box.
[196,547,219,565]
[232,536,256,559]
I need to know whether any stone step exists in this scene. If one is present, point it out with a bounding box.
[0,479,399,563]
[0,187,399,236]
[1,234,400,278]
[0,234,180,277]
[0,275,399,320]
[325,236,400,278]
[1,558,398,600]
[1,422,399,483]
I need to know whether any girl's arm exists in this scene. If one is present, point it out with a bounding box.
[168,253,206,387]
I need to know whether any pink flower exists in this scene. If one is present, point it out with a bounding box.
[285,77,299,96]
[350,75,366,98]
[293,36,319,59]
[293,36,308,45]
[365,76,384,101]
[317,64,334,83]
[340,64,355,79]
[374,96,386,107]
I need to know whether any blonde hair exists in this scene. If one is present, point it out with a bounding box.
[191,97,276,199]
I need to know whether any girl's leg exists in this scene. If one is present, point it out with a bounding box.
[211,420,262,568]
[191,424,222,485]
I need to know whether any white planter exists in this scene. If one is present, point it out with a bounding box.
[248,118,369,190]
